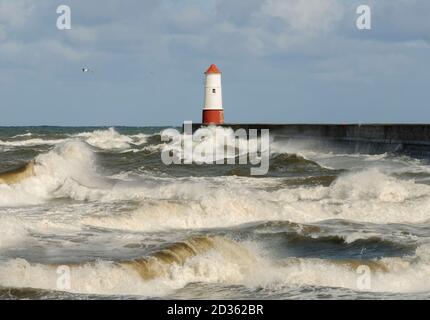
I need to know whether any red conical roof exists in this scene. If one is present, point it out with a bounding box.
[205,64,221,74]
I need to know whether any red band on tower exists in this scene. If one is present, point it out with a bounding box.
[202,109,224,124]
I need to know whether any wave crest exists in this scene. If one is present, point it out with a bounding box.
[2,239,430,296]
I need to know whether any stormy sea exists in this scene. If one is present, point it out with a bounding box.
[1,126,430,300]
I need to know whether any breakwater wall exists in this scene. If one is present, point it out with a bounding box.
[188,124,430,155]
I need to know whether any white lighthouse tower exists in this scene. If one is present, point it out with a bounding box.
[202,64,224,124]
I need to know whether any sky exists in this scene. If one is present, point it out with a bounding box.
[0,0,429,126]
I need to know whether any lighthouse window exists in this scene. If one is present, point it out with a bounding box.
[212,89,216,93]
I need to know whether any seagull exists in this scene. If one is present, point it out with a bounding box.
[82,67,92,73]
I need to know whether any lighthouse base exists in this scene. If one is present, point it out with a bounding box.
[202,109,224,125]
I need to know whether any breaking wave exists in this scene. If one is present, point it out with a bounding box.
[160,126,266,163]
[1,236,430,296]
[3,126,430,299]
[74,128,149,150]
[0,236,254,296]
[0,128,153,151]
[0,138,67,147]
[1,138,430,227]
[82,168,430,231]
[0,140,108,206]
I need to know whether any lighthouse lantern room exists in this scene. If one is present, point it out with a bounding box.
[202,64,224,125]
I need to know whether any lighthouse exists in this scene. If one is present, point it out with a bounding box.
[202,64,224,125]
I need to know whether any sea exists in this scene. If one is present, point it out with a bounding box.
[1,126,430,300]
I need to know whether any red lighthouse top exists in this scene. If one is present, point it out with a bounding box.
[205,64,221,74]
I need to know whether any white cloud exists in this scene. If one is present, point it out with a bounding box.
[0,0,35,28]
[262,0,345,34]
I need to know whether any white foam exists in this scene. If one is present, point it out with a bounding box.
[341,232,382,244]
[1,129,430,227]
[0,140,107,207]
[10,133,32,139]
[73,128,151,150]
[129,133,151,145]
[1,240,430,296]
[270,138,429,173]
[161,126,265,164]
[0,216,28,249]
[2,142,430,226]
[0,258,156,296]
[74,128,133,150]
[79,168,430,232]
[0,237,255,296]
[0,138,66,147]
[0,128,153,151]
[264,244,430,293]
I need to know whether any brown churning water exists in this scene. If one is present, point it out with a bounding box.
[0,160,36,184]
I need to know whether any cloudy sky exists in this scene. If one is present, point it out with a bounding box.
[0,0,429,126]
